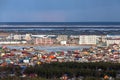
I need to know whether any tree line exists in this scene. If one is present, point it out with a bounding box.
[24,62,120,79]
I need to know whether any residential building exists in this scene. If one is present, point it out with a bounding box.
[60,41,67,45]
[79,35,96,45]
[25,34,32,41]
[57,35,68,42]
[14,34,22,40]
[107,39,120,46]
[35,38,53,45]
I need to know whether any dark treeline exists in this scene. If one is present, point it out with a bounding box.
[1,62,120,79]
[24,62,120,79]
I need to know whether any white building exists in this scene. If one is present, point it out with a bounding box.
[106,35,120,46]
[107,39,120,46]
[79,35,96,45]
[25,34,32,41]
[0,41,27,44]
[7,34,26,40]
[14,34,22,40]
[60,41,67,45]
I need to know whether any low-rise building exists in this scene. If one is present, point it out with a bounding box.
[57,35,68,42]
[107,39,120,46]
[60,41,67,45]
[25,34,32,41]
[0,41,27,44]
[14,34,22,40]
[68,35,79,44]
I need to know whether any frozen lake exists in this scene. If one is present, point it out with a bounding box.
[7,46,91,52]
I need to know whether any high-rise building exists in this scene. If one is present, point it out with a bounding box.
[79,35,96,45]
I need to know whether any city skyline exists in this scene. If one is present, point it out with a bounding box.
[0,0,120,22]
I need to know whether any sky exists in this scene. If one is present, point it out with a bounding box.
[0,0,120,22]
